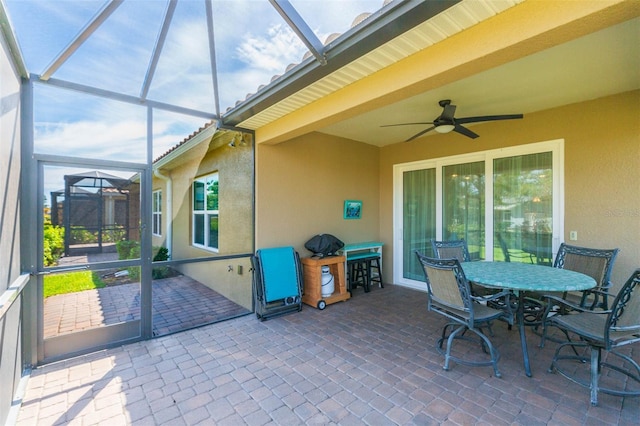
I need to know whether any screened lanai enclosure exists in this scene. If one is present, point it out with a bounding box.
[2,0,398,365]
[3,0,639,423]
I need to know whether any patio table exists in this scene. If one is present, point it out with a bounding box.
[460,261,596,377]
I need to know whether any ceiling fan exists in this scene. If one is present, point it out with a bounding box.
[382,99,523,141]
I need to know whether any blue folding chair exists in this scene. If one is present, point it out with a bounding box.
[252,246,303,320]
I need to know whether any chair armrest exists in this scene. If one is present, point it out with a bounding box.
[473,289,512,304]
[543,293,611,315]
[611,324,640,333]
[473,290,514,324]
[581,287,611,310]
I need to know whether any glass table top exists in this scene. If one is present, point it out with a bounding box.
[461,261,596,292]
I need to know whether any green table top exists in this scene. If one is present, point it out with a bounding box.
[461,261,595,292]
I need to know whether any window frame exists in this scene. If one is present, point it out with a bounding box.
[192,172,219,252]
[393,139,564,289]
[152,189,162,237]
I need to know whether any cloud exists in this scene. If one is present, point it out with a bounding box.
[236,24,306,72]
[146,18,216,111]
[12,0,396,182]
[215,23,307,110]
[35,115,203,202]
[34,118,205,162]
[8,0,389,204]
[35,120,148,162]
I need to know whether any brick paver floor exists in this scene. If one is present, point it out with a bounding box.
[15,284,639,425]
[44,275,251,339]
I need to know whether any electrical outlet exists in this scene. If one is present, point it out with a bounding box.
[237,265,243,275]
[569,231,578,241]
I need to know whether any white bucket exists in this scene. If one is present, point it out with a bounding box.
[321,266,335,297]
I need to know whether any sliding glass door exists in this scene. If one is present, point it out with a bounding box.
[394,140,563,289]
[493,152,553,264]
[443,161,485,260]
[402,168,436,281]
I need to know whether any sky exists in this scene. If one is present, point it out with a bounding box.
[4,0,386,200]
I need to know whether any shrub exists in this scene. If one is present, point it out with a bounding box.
[103,225,126,243]
[70,227,96,244]
[153,246,169,262]
[152,246,171,279]
[43,220,65,266]
[115,241,172,280]
[116,240,139,260]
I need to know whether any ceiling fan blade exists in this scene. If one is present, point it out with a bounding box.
[456,114,523,125]
[453,124,479,139]
[441,104,456,120]
[381,122,434,128]
[406,126,436,142]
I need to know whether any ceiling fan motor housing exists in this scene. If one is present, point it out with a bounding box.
[382,99,523,141]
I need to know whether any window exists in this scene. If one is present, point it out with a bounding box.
[394,140,563,288]
[152,190,162,236]
[493,152,553,265]
[443,161,485,260]
[192,173,219,251]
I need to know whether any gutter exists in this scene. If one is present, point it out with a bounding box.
[153,168,172,257]
[222,0,461,127]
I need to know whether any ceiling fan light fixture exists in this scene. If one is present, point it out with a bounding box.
[382,100,522,141]
[435,124,455,134]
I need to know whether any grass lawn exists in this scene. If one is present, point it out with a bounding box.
[44,271,106,298]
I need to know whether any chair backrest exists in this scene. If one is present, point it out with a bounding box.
[554,243,619,290]
[255,246,302,303]
[605,269,640,346]
[415,252,472,312]
[431,239,471,263]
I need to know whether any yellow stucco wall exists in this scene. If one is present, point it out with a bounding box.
[255,132,380,256]
[379,90,639,288]
[257,90,639,289]
[152,133,255,309]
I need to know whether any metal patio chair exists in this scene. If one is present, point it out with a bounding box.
[547,268,640,406]
[416,252,513,377]
[431,239,490,298]
[540,243,619,347]
[431,239,471,263]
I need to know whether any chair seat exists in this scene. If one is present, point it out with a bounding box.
[432,301,505,324]
[539,243,619,349]
[547,268,640,406]
[550,313,607,343]
[416,254,505,377]
[551,314,640,346]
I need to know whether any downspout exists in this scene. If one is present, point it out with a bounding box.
[153,168,172,257]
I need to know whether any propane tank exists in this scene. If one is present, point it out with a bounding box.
[321,266,335,297]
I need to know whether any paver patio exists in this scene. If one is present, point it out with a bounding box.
[44,275,251,338]
[15,284,639,425]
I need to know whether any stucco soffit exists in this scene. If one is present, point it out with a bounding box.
[253,0,639,145]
